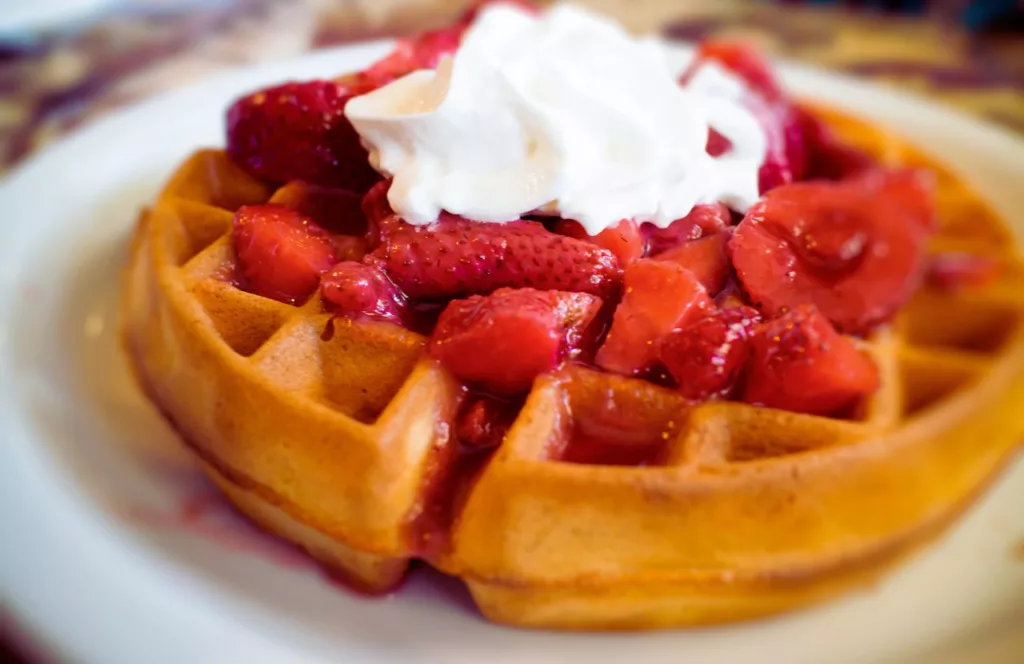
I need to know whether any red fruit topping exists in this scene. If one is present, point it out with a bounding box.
[729,173,934,333]
[233,204,338,305]
[456,394,521,449]
[554,218,645,266]
[744,304,879,416]
[661,306,761,400]
[271,181,367,236]
[226,80,379,191]
[798,108,877,181]
[926,252,1004,291]
[357,27,462,91]
[849,168,937,232]
[430,288,602,394]
[595,260,713,377]
[369,216,620,300]
[644,203,731,256]
[321,262,407,325]
[655,229,733,295]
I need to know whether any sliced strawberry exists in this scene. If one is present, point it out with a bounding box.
[233,205,339,305]
[356,26,463,91]
[320,262,407,325]
[926,252,1004,291]
[729,173,933,333]
[554,218,644,266]
[744,304,879,416]
[655,229,733,295]
[369,215,621,300]
[456,394,522,449]
[226,80,380,191]
[430,288,602,394]
[271,181,367,236]
[661,306,761,400]
[595,260,713,377]
[643,203,731,256]
[849,168,937,232]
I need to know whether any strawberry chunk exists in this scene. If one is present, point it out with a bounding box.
[729,173,934,333]
[643,203,731,256]
[233,205,338,305]
[369,216,620,300]
[554,219,645,266]
[430,288,602,394]
[271,181,367,236]
[356,27,462,91]
[226,80,379,191]
[595,260,713,377]
[798,108,877,181]
[744,305,879,416]
[926,252,1004,291]
[321,262,407,325]
[661,306,761,400]
[655,229,733,295]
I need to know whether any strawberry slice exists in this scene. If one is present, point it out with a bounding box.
[655,229,733,296]
[226,80,380,191]
[554,218,645,266]
[595,260,713,377]
[233,205,339,305]
[926,252,1004,291]
[661,306,761,400]
[743,305,879,416]
[321,262,407,325]
[643,203,731,257]
[430,288,602,394]
[798,107,877,181]
[369,215,621,300]
[849,168,937,232]
[729,173,934,333]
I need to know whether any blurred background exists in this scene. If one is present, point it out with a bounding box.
[0,0,1021,181]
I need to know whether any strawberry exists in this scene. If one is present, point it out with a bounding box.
[553,218,645,266]
[430,288,602,394]
[655,229,733,295]
[743,305,879,416]
[926,252,1004,291]
[729,173,933,334]
[320,262,407,325]
[849,168,937,232]
[643,203,731,256]
[661,306,761,400]
[271,181,367,236]
[233,205,339,305]
[369,215,621,300]
[595,260,713,377]
[797,108,877,181]
[356,27,463,91]
[225,80,380,191]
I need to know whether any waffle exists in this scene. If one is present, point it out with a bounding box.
[121,105,1024,630]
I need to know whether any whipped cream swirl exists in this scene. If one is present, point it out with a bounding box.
[345,2,766,234]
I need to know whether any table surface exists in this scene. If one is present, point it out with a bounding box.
[0,0,1021,662]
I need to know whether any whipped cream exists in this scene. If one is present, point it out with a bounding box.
[345,2,766,234]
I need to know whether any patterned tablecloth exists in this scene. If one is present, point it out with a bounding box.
[0,0,1022,179]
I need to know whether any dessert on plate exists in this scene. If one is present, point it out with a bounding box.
[121,0,1024,630]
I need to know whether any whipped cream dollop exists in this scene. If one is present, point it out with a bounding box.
[345,2,766,234]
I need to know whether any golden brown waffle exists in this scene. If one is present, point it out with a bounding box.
[121,106,1024,630]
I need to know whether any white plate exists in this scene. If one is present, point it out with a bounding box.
[1,41,1022,664]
